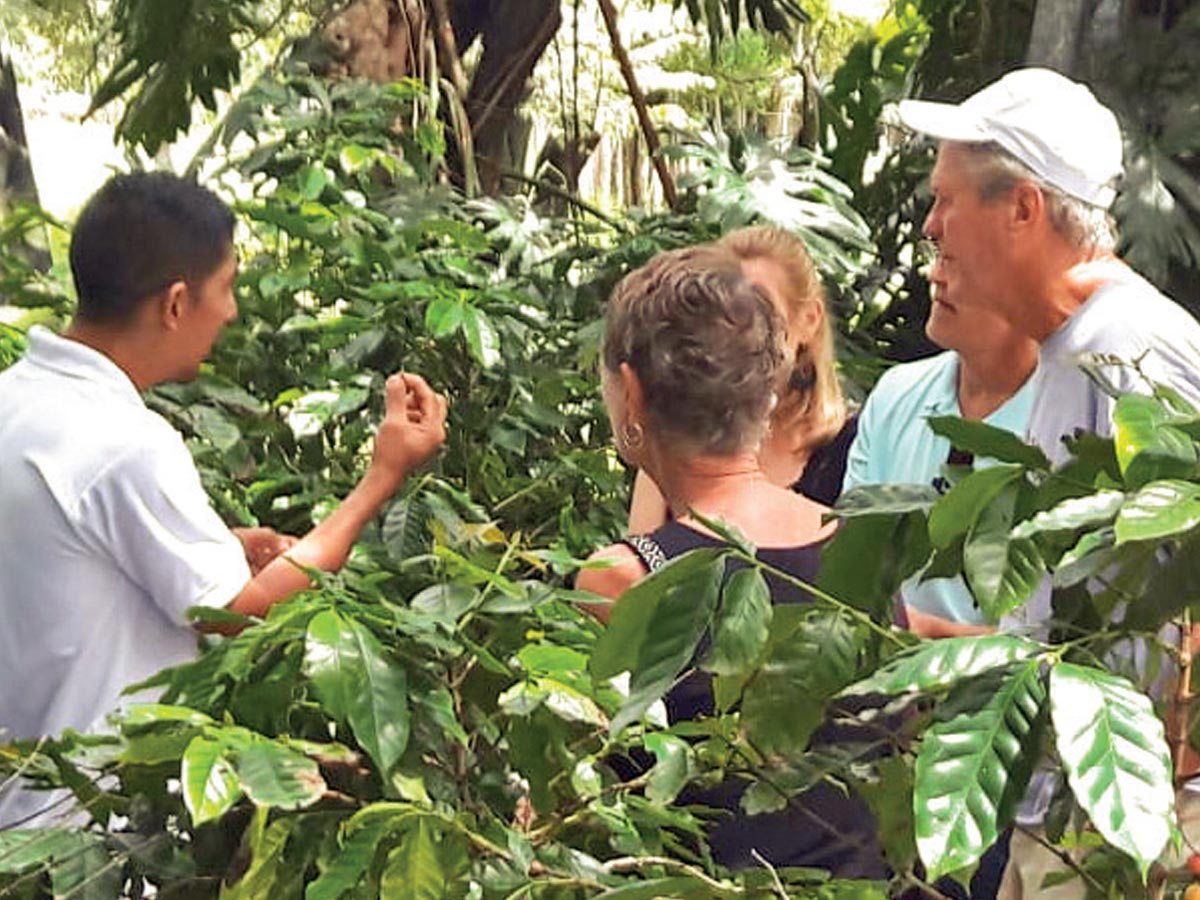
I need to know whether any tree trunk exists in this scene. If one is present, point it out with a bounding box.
[0,49,49,273]
[1026,0,1094,74]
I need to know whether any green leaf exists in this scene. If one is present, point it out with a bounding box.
[858,755,917,872]
[48,832,122,900]
[1112,393,1198,488]
[378,818,469,899]
[833,483,941,518]
[1053,527,1117,588]
[962,481,1047,621]
[339,143,380,173]
[928,465,1023,550]
[742,609,863,757]
[0,830,91,874]
[590,548,726,680]
[704,567,772,676]
[817,511,930,621]
[424,297,465,338]
[644,733,692,804]
[182,734,242,825]
[304,611,411,776]
[306,805,414,900]
[1049,663,1175,874]
[609,555,724,734]
[593,877,723,899]
[843,635,1045,697]
[914,660,1047,880]
[297,164,329,200]
[1114,479,1200,544]
[461,305,501,367]
[927,415,1051,470]
[225,814,302,900]
[1011,491,1126,540]
[235,741,326,810]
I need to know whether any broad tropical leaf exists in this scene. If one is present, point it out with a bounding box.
[962,481,1046,620]
[609,554,723,734]
[817,511,930,621]
[182,734,241,825]
[833,483,941,518]
[843,635,1044,697]
[1114,479,1200,545]
[378,818,470,900]
[644,733,693,805]
[704,567,772,676]
[1011,491,1126,540]
[590,549,726,680]
[1112,393,1198,488]
[235,741,326,810]
[928,465,1023,550]
[304,611,411,775]
[742,609,863,757]
[914,660,1047,879]
[927,416,1051,471]
[1049,664,1175,874]
[306,804,416,900]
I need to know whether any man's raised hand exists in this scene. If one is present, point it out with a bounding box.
[372,372,448,486]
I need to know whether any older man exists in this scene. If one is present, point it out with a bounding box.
[896,67,1200,899]
[899,67,1200,459]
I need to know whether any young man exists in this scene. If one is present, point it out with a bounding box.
[896,67,1200,899]
[0,173,447,826]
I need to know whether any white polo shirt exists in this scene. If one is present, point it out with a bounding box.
[0,328,249,823]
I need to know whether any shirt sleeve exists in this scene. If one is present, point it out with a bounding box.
[76,432,251,624]
[842,392,878,492]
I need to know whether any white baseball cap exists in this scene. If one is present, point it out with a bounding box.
[897,67,1123,209]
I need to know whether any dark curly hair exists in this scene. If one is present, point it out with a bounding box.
[602,244,787,456]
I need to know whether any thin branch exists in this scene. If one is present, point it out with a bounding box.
[427,0,469,99]
[603,855,744,893]
[594,0,677,208]
[1017,824,1108,896]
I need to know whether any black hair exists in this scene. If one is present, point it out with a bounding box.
[69,172,236,324]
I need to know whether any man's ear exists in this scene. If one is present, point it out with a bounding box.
[159,280,190,331]
[1010,181,1045,231]
[619,362,647,422]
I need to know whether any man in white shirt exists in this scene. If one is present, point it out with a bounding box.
[895,67,1200,898]
[0,172,447,826]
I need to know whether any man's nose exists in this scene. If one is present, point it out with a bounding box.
[922,208,941,239]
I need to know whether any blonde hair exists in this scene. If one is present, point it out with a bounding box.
[717,225,846,453]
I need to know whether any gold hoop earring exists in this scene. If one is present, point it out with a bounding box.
[621,421,645,449]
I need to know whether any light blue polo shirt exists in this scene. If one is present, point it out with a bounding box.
[843,351,1036,624]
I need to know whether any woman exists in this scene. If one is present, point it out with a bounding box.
[577,244,885,878]
[626,225,854,534]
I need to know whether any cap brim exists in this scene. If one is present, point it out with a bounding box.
[896,99,989,142]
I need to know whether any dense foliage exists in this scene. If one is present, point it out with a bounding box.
[3,1,1200,898]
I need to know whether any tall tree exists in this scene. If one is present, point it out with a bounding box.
[0,48,49,271]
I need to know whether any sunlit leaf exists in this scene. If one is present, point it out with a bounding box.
[1050,664,1175,874]
[914,660,1046,879]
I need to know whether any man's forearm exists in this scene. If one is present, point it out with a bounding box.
[226,465,403,619]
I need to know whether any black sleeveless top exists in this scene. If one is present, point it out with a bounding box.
[793,414,858,506]
[619,520,888,878]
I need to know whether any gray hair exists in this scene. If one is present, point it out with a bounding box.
[956,142,1117,254]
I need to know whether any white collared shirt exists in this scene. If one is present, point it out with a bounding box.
[0,327,249,824]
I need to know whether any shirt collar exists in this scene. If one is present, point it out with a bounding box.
[921,352,962,417]
[24,326,144,406]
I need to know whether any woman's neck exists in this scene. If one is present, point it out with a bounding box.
[651,451,769,521]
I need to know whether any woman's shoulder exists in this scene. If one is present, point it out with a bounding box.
[576,542,645,604]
